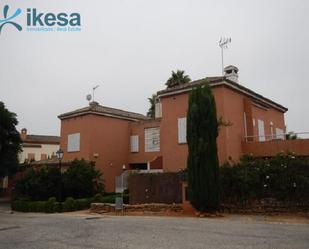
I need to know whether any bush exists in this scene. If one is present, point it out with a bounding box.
[62,159,104,200]
[92,193,104,203]
[11,197,92,213]
[75,198,91,210]
[45,197,57,213]
[14,166,61,201]
[63,197,76,212]
[14,159,104,202]
[220,153,309,205]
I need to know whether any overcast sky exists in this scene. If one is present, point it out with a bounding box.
[1,0,309,136]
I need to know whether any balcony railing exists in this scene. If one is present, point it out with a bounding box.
[244,132,309,143]
[242,132,309,157]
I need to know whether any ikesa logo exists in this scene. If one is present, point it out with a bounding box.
[26,8,81,27]
[0,5,81,34]
[0,5,22,34]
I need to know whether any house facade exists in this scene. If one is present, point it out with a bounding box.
[58,66,308,192]
[19,128,60,163]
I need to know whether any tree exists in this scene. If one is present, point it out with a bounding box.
[14,166,61,201]
[187,83,220,212]
[286,132,297,140]
[147,94,156,118]
[14,159,104,201]
[62,159,104,199]
[0,102,22,177]
[165,70,191,88]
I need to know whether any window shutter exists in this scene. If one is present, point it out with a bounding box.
[257,120,265,141]
[68,133,80,152]
[145,127,160,152]
[155,102,162,118]
[275,128,284,140]
[130,135,139,152]
[178,118,187,144]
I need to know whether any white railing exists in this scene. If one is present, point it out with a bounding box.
[244,132,309,142]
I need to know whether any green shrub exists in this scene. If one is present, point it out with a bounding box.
[220,153,309,205]
[45,197,57,213]
[62,159,104,199]
[14,159,104,202]
[75,198,91,210]
[63,197,76,212]
[92,193,104,203]
[11,200,28,212]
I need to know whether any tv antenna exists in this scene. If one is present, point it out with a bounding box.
[92,85,99,102]
[86,94,92,102]
[219,37,231,76]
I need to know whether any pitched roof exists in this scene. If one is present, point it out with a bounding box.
[157,77,288,113]
[23,135,60,145]
[58,102,149,121]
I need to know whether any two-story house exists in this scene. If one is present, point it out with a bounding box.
[58,66,308,192]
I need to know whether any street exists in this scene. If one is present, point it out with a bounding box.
[0,208,308,249]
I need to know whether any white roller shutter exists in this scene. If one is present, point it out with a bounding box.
[145,127,160,152]
[130,135,139,152]
[68,133,80,152]
[178,117,187,144]
[257,120,265,141]
[155,102,162,118]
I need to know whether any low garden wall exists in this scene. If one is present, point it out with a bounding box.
[91,203,183,214]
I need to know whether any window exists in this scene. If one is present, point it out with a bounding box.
[257,119,265,141]
[155,101,162,118]
[68,133,80,152]
[41,154,47,160]
[145,127,160,152]
[275,128,284,140]
[178,117,187,144]
[28,153,35,161]
[130,135,139,152]
[270,122,274,139]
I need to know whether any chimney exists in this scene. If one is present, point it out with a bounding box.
[89,101,99,109]
[224,65,239,83]
[21,128,27,141]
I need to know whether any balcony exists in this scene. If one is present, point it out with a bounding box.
[242,132,309,157]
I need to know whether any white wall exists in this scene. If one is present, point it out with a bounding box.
[19,144,59,163]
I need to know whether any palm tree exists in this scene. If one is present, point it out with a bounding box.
[147,94,156,118]
[165,70,191,88]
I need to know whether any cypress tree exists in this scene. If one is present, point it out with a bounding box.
[187,83,220,212]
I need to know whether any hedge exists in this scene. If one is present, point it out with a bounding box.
[11,193,129,213]
[220,153,309,205]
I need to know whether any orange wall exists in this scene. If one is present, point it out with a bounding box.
[251,104,285,140]
[159,85,286,171]
[159,87,228,171]
[61,114,131,192]
[242,139,309,157]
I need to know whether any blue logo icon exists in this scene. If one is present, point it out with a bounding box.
[0,5,22,34]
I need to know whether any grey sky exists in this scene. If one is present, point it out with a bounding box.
[1,0,309,136]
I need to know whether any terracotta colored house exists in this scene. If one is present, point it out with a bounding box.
[58,66,309,192]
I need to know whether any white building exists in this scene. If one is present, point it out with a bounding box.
[19,128,60,163]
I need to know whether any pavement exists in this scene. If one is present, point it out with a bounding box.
[0,206,308,249]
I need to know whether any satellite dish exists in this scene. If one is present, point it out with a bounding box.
[86,94,92,102]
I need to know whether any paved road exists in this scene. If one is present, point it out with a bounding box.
[0,210,308,249]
